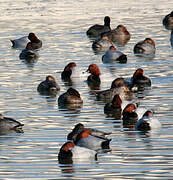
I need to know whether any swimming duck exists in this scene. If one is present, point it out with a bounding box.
[104,94,138,118]
[74,129,111,151]
[129,68,151,91]
[133,38,156,55]
[86,64,101,89]
[67,123,111,142]
[92,35,113,52]
[92,77,134,102]
[102,45,127,63]
[122,103,138,128]
[104,94,122,119]
[0,114,24,135]
[102,24,130,46]
[28,32,42,49]
[61,62,76,82]
[58,88,83,105]
[10,36,29,49]
[135,110,161,132]
[19,42,39,60]
[163,11,173,30]
[37,75,60,95]
[86,16,111,37]
[58,141,97,164]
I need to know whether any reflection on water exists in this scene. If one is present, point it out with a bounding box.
[0,0,173,179]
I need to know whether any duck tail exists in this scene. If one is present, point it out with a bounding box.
[10,40,15,47]
[101,138,111,149]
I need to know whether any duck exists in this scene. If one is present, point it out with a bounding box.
[10,36,29,49]
[102,45,127,63]
[67,123,111,142]
[92,77,134,102]
[58,141,97,164]
[28,32,42,49]
[133,38,156,55]
[104,94,138,118]
[0,114,24,135]
[92,35,113,53]
[135,110,161,132]
[61,62,76,82]
[128,68,151,91]
[74,129,111,151]
[122,103,138,128]
[58,88,83,105]
[86,16,111,37]
[37,75,60,95]
[102,24,130,46]
[122,103,149,128]
[104,94,122,119]
[86,64,101,89]
[19,42,39,60]
[163,11,173,30]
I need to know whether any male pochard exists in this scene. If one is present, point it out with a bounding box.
[102,45,127,63]
[58,141,97,164]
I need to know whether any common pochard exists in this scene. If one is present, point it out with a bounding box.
[58,141,97,164]
[37,75,60,95]
[133,38,156,55]
[61,62,77,82]
[102,45,127,63]
[74,129,111,151]
[67,123,111,142]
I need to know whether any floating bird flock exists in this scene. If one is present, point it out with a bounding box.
[6,13,168,163]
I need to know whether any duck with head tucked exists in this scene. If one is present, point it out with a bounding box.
[74,129,111,152]
[67,123,111,142]
[92,35,113,53]
[37,75,60,96]
[0,114,24,135]
[86,64,101,90]
[163,11,173,30]
[86,16,111,38]
[58,87,83,105]
[92,77,134,102]
[133,38,156,56]
[102,24,130,46]
[102,45,127,64]
[58,141,97,164]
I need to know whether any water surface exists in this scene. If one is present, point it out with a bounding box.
[0,0,173,179]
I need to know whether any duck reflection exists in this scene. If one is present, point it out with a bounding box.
[59,163,75,175]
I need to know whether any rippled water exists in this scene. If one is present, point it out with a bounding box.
[0,0,173,179]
